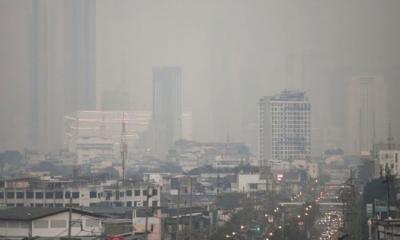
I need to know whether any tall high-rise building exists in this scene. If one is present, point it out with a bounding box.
[64,0,96,113]
[152,66,182,158]
[346,77,388,155]
[258,90,311,166]
[30,0,66,153]
[0,0,31,151]
[28,0,96,153]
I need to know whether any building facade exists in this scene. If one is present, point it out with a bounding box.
[378,150,400,177]
[0,208,104,238]
[64,110,152,164]
[0,178,161,208]
[258,90,311,165]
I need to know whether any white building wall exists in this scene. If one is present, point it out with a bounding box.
[0,184,161,208]
[31,212,102,237]
[378,150,400,176]
[237,174,266,192]
[0,220,30,237]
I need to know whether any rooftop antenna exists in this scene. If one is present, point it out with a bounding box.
[372,110,376,146]
[388,121,394,150]
[100,113,106,138]
[121,112,128,182]
[301,53,305,91]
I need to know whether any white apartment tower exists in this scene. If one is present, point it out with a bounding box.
[258,90,311,165]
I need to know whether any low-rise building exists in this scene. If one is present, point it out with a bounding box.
[0,178,161,208]
[0,207,104,238]
[378,150,400,177]
[237,174,267,192]
[370,218,400,240]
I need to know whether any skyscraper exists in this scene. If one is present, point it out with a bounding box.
[30,0,65,153]
[258,90,311,165]
[64,0,96,113]
[152,66,182,158]
[29,0,96,153]
[0,0,31,151]
[346,77,388,155]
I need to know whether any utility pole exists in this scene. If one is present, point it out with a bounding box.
[264,165,271,211]
[144,183,150,240]
[381,163,395,219]
[189,176,193,240]
[341,169,361,240]
[176,179,181,240]
[68,191,72,240]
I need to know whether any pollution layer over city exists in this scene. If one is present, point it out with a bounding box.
[0,1,400,240]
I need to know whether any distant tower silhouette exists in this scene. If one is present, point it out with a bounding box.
[120,113,128,182]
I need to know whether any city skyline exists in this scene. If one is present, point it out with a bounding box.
[0,0,399,156]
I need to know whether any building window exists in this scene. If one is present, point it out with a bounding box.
[55,191,63,199]
[86,219,99,227]
[105,191,112,200]
[143,190,148,196]
[16,192,24,199]
[35,192,44,199]
[71,221,81,228]
[119,191,125,197]
[6,192,14,199]
[35,203,43,207]
[249,184,258,190]
[152,189,158,196]
[72,192,79,199]
[51,220,66,228]
[126,190,132,197]
[0,192,3,199]
[152,201,158,207]
[45,192,54,199]
[134,190,141,196]
[26,191,34,199]
[33,220,48,228]
[90,191,97,199]
[65,191,71,199]
[127,201,132,207]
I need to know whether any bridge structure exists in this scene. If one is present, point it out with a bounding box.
[279,201,344,207]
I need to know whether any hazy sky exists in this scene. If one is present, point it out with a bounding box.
[1,0,400,153]
[96,0,400,148]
